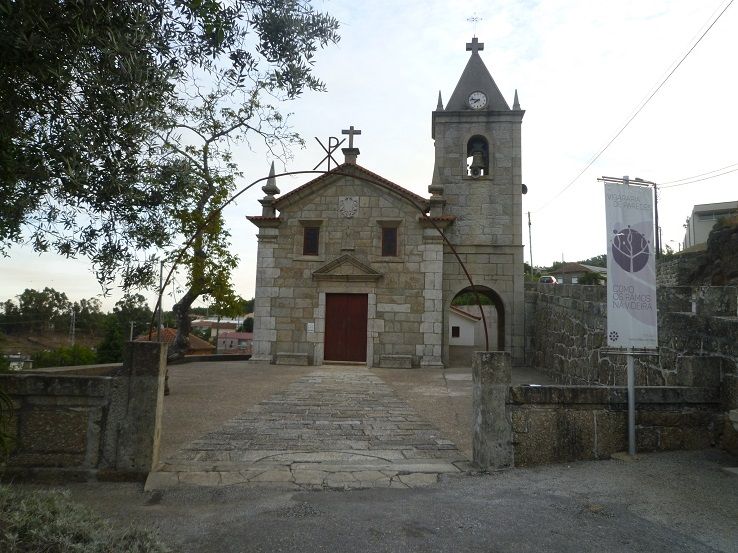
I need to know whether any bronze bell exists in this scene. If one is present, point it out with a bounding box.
[469,151,486,177]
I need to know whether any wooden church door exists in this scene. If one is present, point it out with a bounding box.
[324,293,368,362]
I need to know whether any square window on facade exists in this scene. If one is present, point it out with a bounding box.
[303,227,320,255]
[451,326,460,338]
[381,227,398,257]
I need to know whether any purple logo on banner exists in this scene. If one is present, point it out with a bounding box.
[611,226,650,273]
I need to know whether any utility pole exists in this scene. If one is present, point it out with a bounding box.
[129,321,135,341]
[527,211,533,270]
[69,308,76,346]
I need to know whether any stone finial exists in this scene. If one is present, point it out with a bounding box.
[428,164,444,197]
[259,161,279,216]
[261,161,280,196]
[437,90,444,110]
[428,164,445,217]
[513,89,520,110]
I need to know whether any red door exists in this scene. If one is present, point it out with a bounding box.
[324,294,368,362]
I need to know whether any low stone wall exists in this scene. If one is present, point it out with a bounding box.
[510,385,722,466]
[472,351,728,468]
[2,342,166,481]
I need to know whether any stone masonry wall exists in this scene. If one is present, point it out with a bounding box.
[525,283,738,455]
[471,351,724,469]
[656,252,702,286]
[510,386,722,466]
[2,342,166,481]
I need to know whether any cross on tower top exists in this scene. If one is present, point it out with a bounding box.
[341,125,362,149]
[466,37,484,54]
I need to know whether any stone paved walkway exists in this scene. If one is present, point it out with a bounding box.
[145,367,468,491]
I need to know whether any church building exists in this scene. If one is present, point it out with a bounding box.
[248,38,525,368]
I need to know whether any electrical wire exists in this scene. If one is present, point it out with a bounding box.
[660,166,738,189]
[531,0,734,213]
[658,162,738,186]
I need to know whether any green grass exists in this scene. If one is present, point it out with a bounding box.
[0,485,172,552]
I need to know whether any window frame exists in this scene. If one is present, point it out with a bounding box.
[381,226,398,257]
[302,226,320,256]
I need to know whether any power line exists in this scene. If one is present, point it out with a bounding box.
[532,0,734,213]
[658,161,738,186]
[660,166,738,189]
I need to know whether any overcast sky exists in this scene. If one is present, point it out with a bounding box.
[2,0,737,311]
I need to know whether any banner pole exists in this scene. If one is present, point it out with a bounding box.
[627,352,636,456]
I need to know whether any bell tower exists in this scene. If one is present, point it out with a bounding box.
[433,37,526,365]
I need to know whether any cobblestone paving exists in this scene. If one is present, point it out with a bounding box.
[146,368,468,490]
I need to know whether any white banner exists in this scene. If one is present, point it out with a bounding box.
[604,181,658,349]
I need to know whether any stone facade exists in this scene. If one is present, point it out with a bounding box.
[249,39,525,368]
[249,165,447,368]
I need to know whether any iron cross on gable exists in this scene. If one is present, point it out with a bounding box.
[313,136,345,170]
[466,36,484,53]
[342,125,362,149]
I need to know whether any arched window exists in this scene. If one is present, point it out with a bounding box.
[466,135,490,177]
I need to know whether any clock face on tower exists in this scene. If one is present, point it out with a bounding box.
[468,91,487,110]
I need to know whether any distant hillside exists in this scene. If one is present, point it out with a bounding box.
[0,331,101,357]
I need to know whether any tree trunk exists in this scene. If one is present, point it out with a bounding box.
[169,237,208,359]
[170,287,199,360]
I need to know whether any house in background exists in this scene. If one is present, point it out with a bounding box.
[447,305,498,366]
[134,328,215,356]
[683,200,738,249]
[217,331,253,354]
[3,353,32,371]
[552,262,607,284]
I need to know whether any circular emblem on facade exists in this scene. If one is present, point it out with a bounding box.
[608,330,619,342]
[338,196,359,218]
[611,226,650,273]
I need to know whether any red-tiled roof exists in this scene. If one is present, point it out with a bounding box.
[273,163,429,211]
[134,328,215,352]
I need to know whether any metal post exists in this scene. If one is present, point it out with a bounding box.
[627,353,636,456]
[129,321,134,341]
[653,182,661,258]
[527,211,533,270]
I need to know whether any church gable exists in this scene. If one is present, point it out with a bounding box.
[313,254,383,282]
[273,163,429,213]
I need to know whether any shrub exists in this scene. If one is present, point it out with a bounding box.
[0,485,171,552]
[32,344,97,368]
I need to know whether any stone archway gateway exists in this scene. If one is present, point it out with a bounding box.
[448,285,505,366]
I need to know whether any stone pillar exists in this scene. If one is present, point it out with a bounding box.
[472,351,513,469]
[420,228,444,367]
[111,341,167,476]
[249,228,279,364]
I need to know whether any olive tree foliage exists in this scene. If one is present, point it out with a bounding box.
[1,0,340,357]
